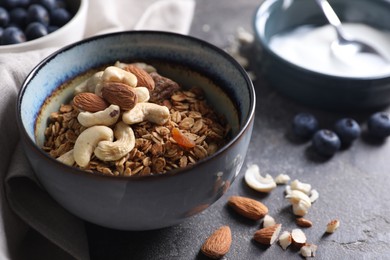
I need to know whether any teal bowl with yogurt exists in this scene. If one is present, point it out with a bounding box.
[253,0,390,110]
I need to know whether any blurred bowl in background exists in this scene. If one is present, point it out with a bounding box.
[0,0,88,53]
[253,0,390,110]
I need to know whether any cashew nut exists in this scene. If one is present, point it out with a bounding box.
[290,179,312,195]
[94,66,137,97]
[285,190,312,206]
[74,71,104,94]
[77,104,120,127]
[122,102,170,125]
[244,164,277,193]
[134,87,150,103]
[292,200,311,216]
[73,126,114,167]
[102,66,137,87]
[56,149,75,166]
[286,190,312,216]
[94,121,135,161]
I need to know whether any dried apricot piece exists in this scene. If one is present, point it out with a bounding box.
[172,127,196,148]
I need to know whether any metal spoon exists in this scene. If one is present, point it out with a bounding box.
[315,0,388,62]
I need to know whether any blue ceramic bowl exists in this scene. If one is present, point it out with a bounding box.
[17,31,255,230]
[253,0,390,110]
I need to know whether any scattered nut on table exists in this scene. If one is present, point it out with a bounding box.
[326,219,340,233]
[244,164,277,193]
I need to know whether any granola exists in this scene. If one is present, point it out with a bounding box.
[42,64,230,176]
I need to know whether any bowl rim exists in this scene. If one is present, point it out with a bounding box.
[253,0,390,82]
[0,0,89,52]
[17,30,256,181]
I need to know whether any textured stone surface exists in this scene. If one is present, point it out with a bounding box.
[88,0,390,259]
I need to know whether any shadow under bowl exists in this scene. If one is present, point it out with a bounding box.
[17,31,256,230]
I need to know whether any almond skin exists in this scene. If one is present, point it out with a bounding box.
[291,228,307,248]
[228,196,268,220]
[101,82,138,111]
[201,226,232,259]
[296,217,313,228]
[124,64,155,91]
[253,224,282,245]
[73,93,109,112]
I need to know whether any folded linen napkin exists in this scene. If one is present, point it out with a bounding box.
[0,1,195,259]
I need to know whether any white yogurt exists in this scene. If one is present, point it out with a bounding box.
[269,23,390,78]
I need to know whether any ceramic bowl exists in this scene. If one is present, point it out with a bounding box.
[0,0,88,53]
[16,31,256,230]
[253,0,390,110]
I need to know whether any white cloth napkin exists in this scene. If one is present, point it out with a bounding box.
[0,1,195,259]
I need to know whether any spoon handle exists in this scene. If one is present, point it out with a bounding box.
[315,0,347,41]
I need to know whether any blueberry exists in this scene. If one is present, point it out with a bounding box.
[50,7,70,26]
[27,4,49,26]
[9,8,28,28]
[25,21,47,40]
[367,112,390,139]
[1,26,26,44]
[2,0,23,9]
[54,0,67,9]
[47,24,58,33]
[334,118,361,145]
[0,27,4,40]
[292,112,319,139]
[32,0,56,11]
[312,129,341,157]
[18,0,32,7]
[0,7,10,27]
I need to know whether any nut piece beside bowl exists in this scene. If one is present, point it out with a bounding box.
[16,31,256,230]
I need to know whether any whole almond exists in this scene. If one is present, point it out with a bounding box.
[228,196,268,220]
[201,226,232,259]
[124,64,155,91]
[73,92,109,112]
[253,224,282,245]
[296,217,313,228]
[101,82,138,111]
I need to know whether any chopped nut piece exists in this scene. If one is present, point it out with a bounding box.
[291,228,307,248]
[309,189,320,203]
[253,224,282,245]
[326,219,340,233]
[290,179,312,195]
[300,243,318,258]
[278,231,292,250]
[274,173,291,185]
[263,215,276,228]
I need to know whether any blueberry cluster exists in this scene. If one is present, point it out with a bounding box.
[0,0,72,45]
[292,112,390,157]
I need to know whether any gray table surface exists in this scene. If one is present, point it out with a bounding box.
[87,0,390,259]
